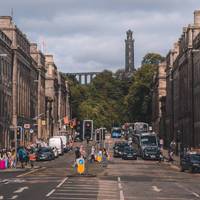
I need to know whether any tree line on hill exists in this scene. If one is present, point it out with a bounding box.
[64,53,165,129]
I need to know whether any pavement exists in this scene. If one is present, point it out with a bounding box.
[0,139,200,200]
[162,149,181,170]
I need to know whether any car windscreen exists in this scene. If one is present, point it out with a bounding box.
[124,147,134,153]
[141,136,157,146]
[38,148,50,153]
[191,154,200,161]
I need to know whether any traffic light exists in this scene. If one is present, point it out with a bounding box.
[17,127,21,140]
[83,120,93,140]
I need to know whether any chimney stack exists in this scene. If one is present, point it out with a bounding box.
[194,10,200,26]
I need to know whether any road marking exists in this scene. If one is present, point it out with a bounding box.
[46,177,68,197]
[10,195,18,199]
[118,176,124,200]
[56,177,68,188]
[17,167,46,178]
[175,183,200,198]
[0,196,3,199]
[14,186,29,193]
[152,185,162,192]
[46,189,56,197]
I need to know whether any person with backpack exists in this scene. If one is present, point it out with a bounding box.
[17,147,27,168]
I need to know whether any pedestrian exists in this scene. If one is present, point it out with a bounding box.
[75,147,81,159]
[102,148,108,167]
[90,146,95,163]
[29,149,36,168]
[168,139,176,162]
[17,147,27,168]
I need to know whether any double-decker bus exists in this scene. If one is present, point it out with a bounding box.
[111,127,122,138]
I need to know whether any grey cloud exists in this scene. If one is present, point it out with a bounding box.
[0,0,200,72]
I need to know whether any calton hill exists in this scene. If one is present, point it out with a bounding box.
[65,53,165,130]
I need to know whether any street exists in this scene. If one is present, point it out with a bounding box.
[1,140,200,200]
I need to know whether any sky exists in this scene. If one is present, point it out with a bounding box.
[0,0,200,73]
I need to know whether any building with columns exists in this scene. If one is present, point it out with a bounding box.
[155,10,200,149]
[45,55,59,138]
[0,16,38,147]
[30,43,46,141]
[152,61,167,137]
[0,29,12,148]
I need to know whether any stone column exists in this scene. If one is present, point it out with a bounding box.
[84,74,87,85]
[79,75,82,84]
[90,74,93,83]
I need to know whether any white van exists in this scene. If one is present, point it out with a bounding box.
[53,136,68,152]
[49,137,64,155]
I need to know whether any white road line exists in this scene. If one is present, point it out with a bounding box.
[118,176,124,200]
[14,186,29,193]
[17,167,46,178]
[175,183,200,198]
[152,185,162,192]
[56,177,68,188]
[0,196,3,199]
[10,195,18,199]
[46,177,68,197]
[46,189,56,197]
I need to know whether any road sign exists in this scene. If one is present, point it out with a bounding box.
[76,158,85,174]
[24,124,30,129]
[42,120,46,126]
[29,129,34,134]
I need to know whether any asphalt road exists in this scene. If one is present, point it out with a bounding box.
[0,140,200,200]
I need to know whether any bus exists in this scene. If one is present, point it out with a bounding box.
[111,127,122,138]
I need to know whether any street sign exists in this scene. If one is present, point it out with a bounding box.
[24,124,30,129]
[76,158,85,174]
[29,129,34,134]
[42,120,46,126]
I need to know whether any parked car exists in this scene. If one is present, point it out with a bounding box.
[49,137,64,155]
[36,147,55,161]
[122,146,137,160]
[180,152,200,173]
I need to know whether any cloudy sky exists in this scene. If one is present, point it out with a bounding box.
[0,0,200,73]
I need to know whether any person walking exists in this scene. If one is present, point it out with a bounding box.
[17,147,27,168]
[90,146,95,163]
[168,139,176,162]
[29,149,36,168]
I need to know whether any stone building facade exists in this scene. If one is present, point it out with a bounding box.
[0,29,12,148]
[30,43,46,140]
[45,55,59,138]
[58,72,69,132]
[152,61,167,137]
[0,16,38,147]
[0,16,71,148]
[159,10,200,149]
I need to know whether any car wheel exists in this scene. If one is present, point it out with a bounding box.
[189,167,194,173]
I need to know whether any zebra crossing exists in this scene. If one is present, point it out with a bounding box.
[46,177,120,200]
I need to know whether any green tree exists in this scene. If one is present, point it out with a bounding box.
[125,53,165,123]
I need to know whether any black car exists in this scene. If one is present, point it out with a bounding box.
[122,146,137,160]
[36,147,55,161]
[180,153,200,173]
[113,142,129,158]
[142,146,160,160]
